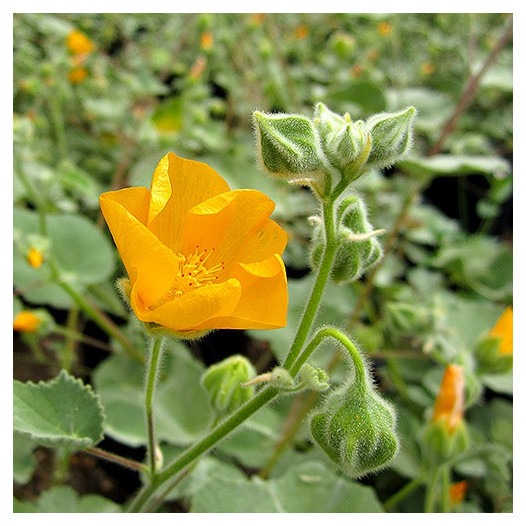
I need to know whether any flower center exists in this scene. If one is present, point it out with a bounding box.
[148,246,225,310]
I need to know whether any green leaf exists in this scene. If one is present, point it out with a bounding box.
[399,154,511,180]
[433,235,512,302]
[13,370,105,449]
[93,340,212,447]
[13,432,37,484]
[14,486,121,513]
[190,460,383,512]
[327,81,387,115]
[13,208,116,308]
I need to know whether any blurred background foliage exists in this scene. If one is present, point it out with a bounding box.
[13,13,512,513]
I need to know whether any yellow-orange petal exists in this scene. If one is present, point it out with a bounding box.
[13,311,41,333]
[147,153,230,253]
[27,247,44,268]
[183,189,279,270]
[130,277,242,332]
[489,307,513,355]
[66,30,95,55]
[234,218,288,265]
[449,481,468,504]
[99,189,181,305]
[432,365,464,434]
[194,254,288,330]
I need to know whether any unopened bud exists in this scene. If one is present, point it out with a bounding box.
[422,365,469,461]
[366,107,416,168]
[311,381,398,478]
[331,197,384,284]
[299,363,330,392]
[253,111,324,188]
[314,103,371,183]
[201,355,257,418]
[475,307,513,374]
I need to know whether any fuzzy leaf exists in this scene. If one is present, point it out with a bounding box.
[13,370,105,449]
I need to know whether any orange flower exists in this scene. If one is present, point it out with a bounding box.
[200,32,213,51]
[13,311,41,333]
[27,247,44,268]
[489,307,513,355]
[99,153,288,338]
[66,30,95,56]
[420,61,436,76]
[68,67,88,84]
[449,480,468,504]
[294,25,309,39]
[432,365,465,434]
[377,21,392,36]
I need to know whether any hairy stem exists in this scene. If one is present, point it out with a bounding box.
[145,337,164,480]
[282,198,337,370]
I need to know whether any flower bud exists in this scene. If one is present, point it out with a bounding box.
[331,196,383,284]
[311,380,398,478]
[314,103,371,183]
[253,111,324,187]
[299,363,330,392]
[201,355,257,418]
[366,107,416,168]
[475,307,513,374]
[422,365,469,461]
[13,309,54,335]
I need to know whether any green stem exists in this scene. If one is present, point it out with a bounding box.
[47,86,69,161]
[145,338,164,480]
[290,327,366,386]
[425,466,440,513]
[85,447,148,473]
[383,476,424,512]
[127,386,278,512]
[282,198,338,370]
[441,464,451,513]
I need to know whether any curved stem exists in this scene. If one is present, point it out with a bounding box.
[127,386,279,512]
[290,327,366,387]
[441,464,451,513]
[282,198,338,370]
[145,337,164,480]
[383,475,424,512]
[425,465,440,513]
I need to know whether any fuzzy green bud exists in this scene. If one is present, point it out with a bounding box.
[324,196,383,284]
[299,363,330,392]
[311,380,398,478]
[366,107,416,168]
[201,355,257,418]
[253,111,325,189]
[314,103,372,183]
[474,335,513,374]
[422,419,470,463]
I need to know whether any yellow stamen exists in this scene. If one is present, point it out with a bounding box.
[148,246,225,310]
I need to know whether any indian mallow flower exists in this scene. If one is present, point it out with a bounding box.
[99,153,288,339]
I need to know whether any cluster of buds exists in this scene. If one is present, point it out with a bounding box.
[310,196,383,284]
[253,102,416,198]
